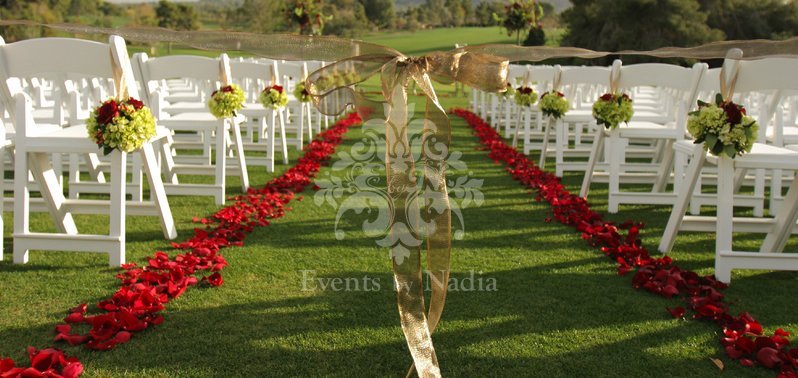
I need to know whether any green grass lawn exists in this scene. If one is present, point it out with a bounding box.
[0,83,796,376]
[360,26,564,56]
[128,26,564,58]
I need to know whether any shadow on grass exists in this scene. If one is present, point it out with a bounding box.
[8,258,773,376]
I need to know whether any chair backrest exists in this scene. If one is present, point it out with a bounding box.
[229,59,273,101]
[230,59,272,82]
[559,66,610,87]
[527,65,557,92]
[133,52,231,106]
[722,49,798,140]
[616,61,708,121]
[0,35,136,125]
[617,62,705,93]
[558,65,610,107]
[278,61,305,83]
[507,64,527,84]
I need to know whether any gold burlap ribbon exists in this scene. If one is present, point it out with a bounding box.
[109,50,129,100]
[609,61,621,94]
[719,49,742,101]
[4,20,798,376]
[305,51,507,378]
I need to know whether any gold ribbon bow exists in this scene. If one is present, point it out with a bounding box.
[306,50,507,378]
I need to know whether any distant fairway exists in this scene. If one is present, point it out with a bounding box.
[361,26,564,56]
[127,26,564,58]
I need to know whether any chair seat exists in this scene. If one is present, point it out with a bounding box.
[158,112,226,131]
[767,126,798,145]
[615,121,680,139]
[239,105,270,118]
[24,125,171,153]
[631,110,670,123]
[705,142,798,170]
[163,101,207,114]
[562,109,593,122]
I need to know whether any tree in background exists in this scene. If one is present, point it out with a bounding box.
[286,0,331,35]
[226,0,285,34]
[699,0,798,40]
[359,0,395,29]
[561,0,723,62]
[156,0,199,30]
[325,0,370,37]
[156,0,199,53]
[127,3,157,26]
[562,0,797,63]
[475,1,506,26]
[493,0,543,45]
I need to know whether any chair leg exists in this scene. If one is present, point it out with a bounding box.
[607,129,627,213]
[555,119,566,177]
[159,135,179,185]
[715,157,735,283]
[279,110,289,165]
[231,119,249,191]
[214,121,227,205]
[109,151,127,267]
[771,168,784,216]
[659,147,706,253]
[131,153,143,203]
[296,107,303,149]
[653,140,674,193]
[579,128,604,199]
[141,143,177,240]
[753,168,765,217]
[13,148,30,264]
[68,154,80,199]
[265,116,275,173]
[511,107,523,148]
[539,117,553,169]
[762,171,798,253]
[30,152,77,235]
[305,103,313,141]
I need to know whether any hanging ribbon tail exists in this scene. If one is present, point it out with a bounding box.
[382,70,439,377]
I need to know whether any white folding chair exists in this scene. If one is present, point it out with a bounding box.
[659,49,798,282]
[278,61,314,148]
[232,58,289,172]
[0,35,176,266]
[579,61,707,213]
[539,65,610,176]
[133,53,249,205]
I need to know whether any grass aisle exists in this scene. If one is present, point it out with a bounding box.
[0,88,794,376]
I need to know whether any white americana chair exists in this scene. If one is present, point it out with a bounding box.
[232,58,289,172]
[659,49,798,282]
[305,60,330,132]
[0,35,177,266]
[278,60,314,149]
[133,53,249,205]
[539,65,610,176]
[579,60,707,212]
[512,65,557,153]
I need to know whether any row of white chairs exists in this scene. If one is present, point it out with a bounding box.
[0,35,333,266]
[472,53,798,283]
